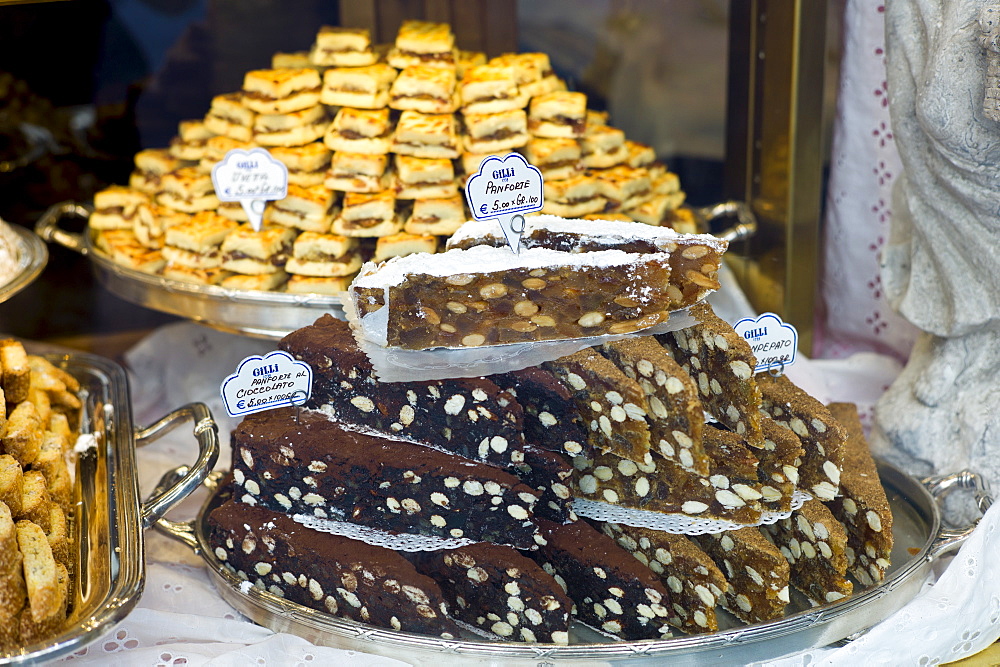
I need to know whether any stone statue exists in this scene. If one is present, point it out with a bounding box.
[873,1,1000,493]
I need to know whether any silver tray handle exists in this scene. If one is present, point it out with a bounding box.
[693,200,758,243]
[923,469,994,560]
[137,402,220,530]
[34,200,92,255]
[151,467,225,551]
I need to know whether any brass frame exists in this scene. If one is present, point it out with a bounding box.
[725,0,828,352]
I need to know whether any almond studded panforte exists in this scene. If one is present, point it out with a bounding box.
[349,243,678,349]
[446,214,728,310]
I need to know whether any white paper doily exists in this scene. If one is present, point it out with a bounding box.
[292,515,475,552]
[572,490,811,535]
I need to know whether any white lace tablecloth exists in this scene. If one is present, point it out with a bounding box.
[46,281,999,665]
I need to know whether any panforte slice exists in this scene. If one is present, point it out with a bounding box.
[571,425,764,524]
[757,373,847,501]
[349,244,675,349]
[543,348,651,464]
[490,365,590,459]
[600,337,708,474]
[693,527,790,625]
[600,521,727,634]
[231,408,541,548]
[513,446,577,524]
[280,314,527,470]
[531,519,673,640]
[207,500,462,638]
[447,214,727,310]
[657,302,764,446]
[825,402,893,586]
[406,542,572,644]
[756,418,805,514]
[762,498,853,607]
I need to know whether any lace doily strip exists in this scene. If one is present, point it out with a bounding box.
[572,490,811,535]
[292,515,475,552]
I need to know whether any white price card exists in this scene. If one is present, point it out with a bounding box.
[211,147,289,231]
[464,152,544,253]
[734,312,799,374]
[220,350,312,418]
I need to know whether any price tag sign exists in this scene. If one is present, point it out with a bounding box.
[211,147,289,231]
[220,350,312,418]
[734,312,799,374]
[464,153,544,254]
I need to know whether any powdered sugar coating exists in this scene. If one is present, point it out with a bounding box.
[352,244,661,290]
[447,214,727,254]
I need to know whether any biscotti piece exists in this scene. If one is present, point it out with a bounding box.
[571,425,764,524]
[31,433,71,510]
[406,543,572,643]
[600,522,727,634]
[15,561,68,645]
[349,244,675,350]
[0,461,23,527]
[19,471,53,531]
[762,499,853,607]
[15,520,62,624]
[657,301,764,446]
[693,527,790,624]
[279,314,527,470]
[447,215,726,310]
[512,446,576,524]
[600,337,708,474]
[231,408,541,548]
[490,365,590,458]
[531,519,673,640]
[207,500,461,638]
[825,402,893,587]
[0,502,26,621]
[756,417,805,514]
[757,373,847,501]
[1,341,30,404]
[3,402,43,467]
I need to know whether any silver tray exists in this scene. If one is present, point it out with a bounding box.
[34,202,343,339]
[0,223,48,305]
[153,460,989,666]
[34,201,757,341]
[1,346,220,664]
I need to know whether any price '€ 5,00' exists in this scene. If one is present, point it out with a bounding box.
[464,153,544,254]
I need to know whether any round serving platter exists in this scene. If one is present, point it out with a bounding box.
[154,460,990,666]
[34,202,344,339]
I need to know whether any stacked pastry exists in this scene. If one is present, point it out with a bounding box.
[88,18,705,293]
[207,217,894,644]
